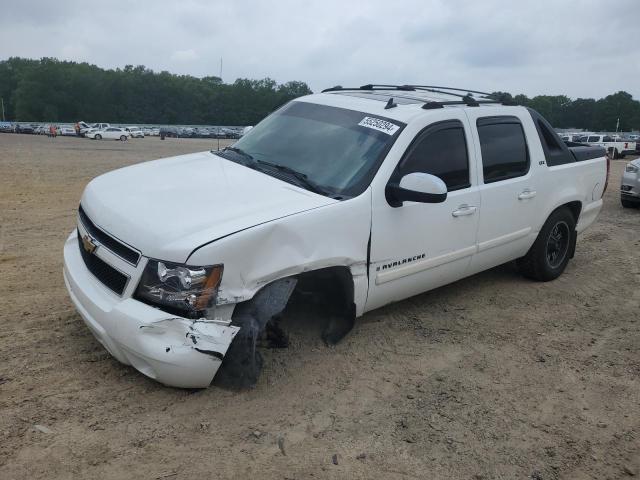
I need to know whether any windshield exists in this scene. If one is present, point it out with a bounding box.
[220,101,405,198]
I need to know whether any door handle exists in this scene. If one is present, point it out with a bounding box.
[452,204,477,217]
[518,189,537,200]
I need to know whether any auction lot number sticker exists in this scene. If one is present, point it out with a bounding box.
[358,117,400,135]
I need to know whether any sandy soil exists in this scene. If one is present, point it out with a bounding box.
[0,133,638,480]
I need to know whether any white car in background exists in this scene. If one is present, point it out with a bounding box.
[59,126,77,136]
[125,126,145,138]
[86,127,130,141]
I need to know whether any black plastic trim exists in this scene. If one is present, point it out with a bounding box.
[79,205,141,265]
[526,108,575,166]
[77,231,129,295]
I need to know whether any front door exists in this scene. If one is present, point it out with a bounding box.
[366,115,480,312]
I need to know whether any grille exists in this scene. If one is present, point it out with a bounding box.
[78,205,140,265]
[77,231,129,295]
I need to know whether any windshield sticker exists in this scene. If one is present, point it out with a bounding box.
[358,117,400,135]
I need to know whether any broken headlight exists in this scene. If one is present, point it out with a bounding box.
[134,260,223,318]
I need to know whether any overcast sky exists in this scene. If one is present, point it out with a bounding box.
[1,0,639,99]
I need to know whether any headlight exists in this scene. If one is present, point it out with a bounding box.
[134,260,223,318]
[626,163,639,173]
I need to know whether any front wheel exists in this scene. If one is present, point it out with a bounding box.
[517,207,576,281]
[94,134,102,140]
[622,198,637,208]
[120,135,127,141]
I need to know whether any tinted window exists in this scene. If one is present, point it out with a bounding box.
[477,118,529,183]
[602,136,613,142]
[399,123,469,191]
[587,136,600,142]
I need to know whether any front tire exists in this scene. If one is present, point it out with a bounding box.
[120,135,127,141]
[94,134,102,140]
[517,207,576,281]
[622,198,637,208]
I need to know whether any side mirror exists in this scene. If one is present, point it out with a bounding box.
[386,172,447,207]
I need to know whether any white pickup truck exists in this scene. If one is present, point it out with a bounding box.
[63,85,608,388]
[582,134,639,159]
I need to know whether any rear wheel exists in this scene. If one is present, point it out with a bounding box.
[517,207,576,281]
[120,135,127,141]
[94,134,102,140]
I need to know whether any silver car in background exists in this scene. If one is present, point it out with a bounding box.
[621,158,640,208]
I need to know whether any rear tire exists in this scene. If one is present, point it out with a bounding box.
[95,134,102,140]
[517,207,576,281]
[120,135,127,141]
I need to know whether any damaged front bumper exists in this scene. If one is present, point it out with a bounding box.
[63,231,239,388]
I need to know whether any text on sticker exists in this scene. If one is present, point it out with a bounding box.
[358,117,400,135]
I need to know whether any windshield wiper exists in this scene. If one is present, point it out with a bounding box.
[219,146,254,163]
[255,160,329,196]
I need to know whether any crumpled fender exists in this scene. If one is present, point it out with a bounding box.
[186,187,372,316]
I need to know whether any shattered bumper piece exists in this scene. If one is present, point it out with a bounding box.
[63,232,239,388]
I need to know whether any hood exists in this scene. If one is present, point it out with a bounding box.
[80,151,336,262]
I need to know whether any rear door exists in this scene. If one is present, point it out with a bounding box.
[366,112,481,312]
[465,110,540,274]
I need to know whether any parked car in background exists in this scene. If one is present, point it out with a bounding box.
[159,126,179,139]
[16,124,35,134]
[621,158,640,208]
[125,126,145,138]
[34,125,49,135]
[0,122,13,133]
[86,127,130,141]
[64,85,608,388]
[59,126,77,136]
[584,134,638,159]
[559,133,583,143]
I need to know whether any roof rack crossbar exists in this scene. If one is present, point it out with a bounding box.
[321,84,417,93]
[422,99,501,109]
[408,85,494,98]
[321,84,495,98]
[320,84,511,108]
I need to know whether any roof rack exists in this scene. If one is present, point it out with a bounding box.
[321,84,513,108]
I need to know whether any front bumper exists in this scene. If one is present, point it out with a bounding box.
[63,230,239,388]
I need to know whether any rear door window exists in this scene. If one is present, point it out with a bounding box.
[477,117,529,183]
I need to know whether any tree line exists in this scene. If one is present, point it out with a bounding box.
[1,57,639,130]
[0,57,312,125]
[489,90,640,132]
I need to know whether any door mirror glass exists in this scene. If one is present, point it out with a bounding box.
[386,172,447,207]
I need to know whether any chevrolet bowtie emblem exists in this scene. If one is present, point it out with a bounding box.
[81,234,97,254]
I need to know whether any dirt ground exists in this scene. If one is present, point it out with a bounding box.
[0,134,638,480]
